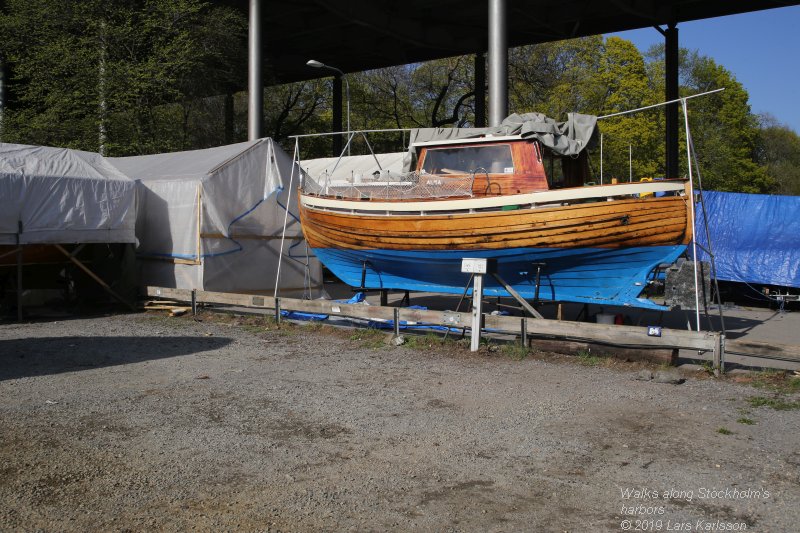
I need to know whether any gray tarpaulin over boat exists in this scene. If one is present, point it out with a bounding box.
[403,112,599,171]
[0,143,135,245]
[108,139,323,297]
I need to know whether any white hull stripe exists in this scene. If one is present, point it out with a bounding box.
[300,181,687,213]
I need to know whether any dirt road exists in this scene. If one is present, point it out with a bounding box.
[1,311,798,532]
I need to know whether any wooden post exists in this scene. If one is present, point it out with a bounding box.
[713,332,723,376]
[275,297,282,325]
[393,307,400,337]
[557,303,563,321]
[470,273,484,351]
[16,221,22,322]
[191,289,197,316]
[16,245,22,322]
[520,317,527,347]
[380,290,388,307]
[196,185,203,263]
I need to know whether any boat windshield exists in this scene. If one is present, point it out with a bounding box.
[421,144,514,175]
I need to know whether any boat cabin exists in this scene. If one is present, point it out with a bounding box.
[414,135,590,196]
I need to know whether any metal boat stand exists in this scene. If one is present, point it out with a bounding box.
[491,262,547,319]
[443,273,475,340]
[353,259,409,307]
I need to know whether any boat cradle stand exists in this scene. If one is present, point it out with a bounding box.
[491,263,547,320]
[354,259,410,307]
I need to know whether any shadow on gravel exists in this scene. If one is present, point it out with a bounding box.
[0,336,233,381]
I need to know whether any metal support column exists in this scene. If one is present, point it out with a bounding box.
[247,0,263,141]
[332,75,343,156]
[488,0,508,126]
[474,53,486,127]
[664,23,679,178]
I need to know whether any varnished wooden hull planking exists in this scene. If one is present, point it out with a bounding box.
[297,190,693,309]
[299,195,691,252]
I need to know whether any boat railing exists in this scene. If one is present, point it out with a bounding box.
[302,169,474,200]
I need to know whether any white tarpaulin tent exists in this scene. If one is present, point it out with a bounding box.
[108,138,322,297]
[0,143,135,245]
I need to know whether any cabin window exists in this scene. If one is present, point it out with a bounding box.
[543,151,565,188]
[543,150,588,188]
[421,144,514,175]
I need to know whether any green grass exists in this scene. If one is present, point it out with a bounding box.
[404,332,449,350]
[576,349,601,366]
[700,361,716,375]
[736,417,755,425]
[746,370,800,394]
[300,320,330,333]
[501,342,530,361]
[717,427,733,435]
[348,327,386,349]
[747,396,800,411]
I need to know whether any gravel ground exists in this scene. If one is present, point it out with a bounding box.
[1,310,798,532]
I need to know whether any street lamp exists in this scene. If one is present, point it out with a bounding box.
[307,59,350,155]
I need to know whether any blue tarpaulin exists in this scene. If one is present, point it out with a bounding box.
[694,191,800,288]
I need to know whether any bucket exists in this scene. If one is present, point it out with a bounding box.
[596,313,615,325]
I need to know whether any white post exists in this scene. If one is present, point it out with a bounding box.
[682,99,701,331]
[471,273,484,352]
[629,144,633,182]
[462,258,488,351]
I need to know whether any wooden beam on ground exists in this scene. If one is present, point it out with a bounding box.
[528,339,677,365]
[145,286,711,350]
[483,314,719,352]
[724,354,799,372]
[725,339,800,371]
[143,286,800,371]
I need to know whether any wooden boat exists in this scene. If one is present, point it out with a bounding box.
[298,132,692,310]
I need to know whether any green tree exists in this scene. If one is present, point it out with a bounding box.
[0,0,246,155]
[644,46,773,192]
[593,37,661,181]
[757,114,800,195]
[682,53,772,192]
[0,0,105,148]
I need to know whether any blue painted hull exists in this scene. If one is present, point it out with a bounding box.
[314,245,687,310]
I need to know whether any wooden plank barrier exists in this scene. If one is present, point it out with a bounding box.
[724,339,800,371]
[144,286,800,372]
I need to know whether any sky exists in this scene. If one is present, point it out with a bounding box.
[610,5,800,133]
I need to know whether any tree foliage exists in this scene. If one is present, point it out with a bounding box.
[1,2,796,194]
[0,0,246,155]
[757,114,800,195]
